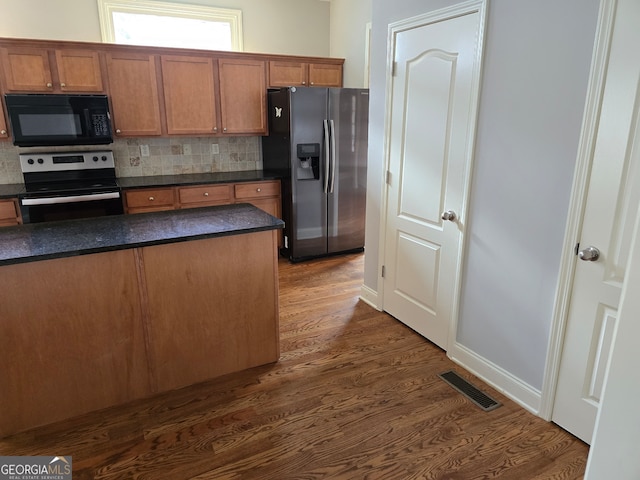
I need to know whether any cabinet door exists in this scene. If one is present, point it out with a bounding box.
[55,49,103,92]
[268,61,308,87]
[0,100,8,140]
[106,53,162,136]
[218,58,267,135]
[161,55,218,135]
[308,63,343,87]
[0,47,53,92]
[0,199,20,226]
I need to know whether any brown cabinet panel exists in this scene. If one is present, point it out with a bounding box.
[55,49,103,92]
[178,184,231,207]
[107,53,162,136]
[308,62,343,87]
[0,99,8,140]
[218,58,267,135]
[0,47,53,91]
[0,47,104,92]
[234,180,280,200]
[141,233,279,392]
[0,250,150,436]
[161,55,218,135]
[268,61,308,87]
[0,199,20,226]
[124,187,175,213]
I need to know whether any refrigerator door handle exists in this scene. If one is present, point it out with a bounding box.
[323,119,330,193]
[330,119,336,193]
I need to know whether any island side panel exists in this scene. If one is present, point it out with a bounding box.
[141,230,280,392]
[0,250,150,437]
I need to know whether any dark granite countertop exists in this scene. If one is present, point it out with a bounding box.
[0,183,25,198]
[0,203,284,267]
[118,170,283,189]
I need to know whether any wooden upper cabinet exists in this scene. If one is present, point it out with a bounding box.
[106,52,162,136]
[268,61,308,87]
[0,47,103,92]
[308,63,343,87]
[161,55,218,135]
[55,49,103,92]
[218,58,267,135]
[268,60,343,88]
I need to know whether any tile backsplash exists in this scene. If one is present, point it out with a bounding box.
[0,136,263,184]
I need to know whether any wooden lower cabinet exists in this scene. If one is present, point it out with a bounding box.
[0,230,280,437]
[0,100,8,139]
[0,199,21,226]
[0,250,150,436]
[178,184,232,208]
[142,232,279,392]
[124,187,175,214]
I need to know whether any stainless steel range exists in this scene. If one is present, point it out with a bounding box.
[18,150,123,224]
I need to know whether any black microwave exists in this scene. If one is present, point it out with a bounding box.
[4,94,113,147]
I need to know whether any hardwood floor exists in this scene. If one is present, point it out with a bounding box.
[0,253,588,479]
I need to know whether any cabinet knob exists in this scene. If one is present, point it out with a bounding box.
[223,128,227,132]
[46,82,53,88]
[60,82,66,88]
[302,81,306,85]
[213,127,217,132]
[310,82,314,86]
[116,129,121,134]
[203,192,209,197]
[149,196,155,201]
[0,130,6,135]
[256,188,261,192]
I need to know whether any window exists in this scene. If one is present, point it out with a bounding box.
[97,0,243,51]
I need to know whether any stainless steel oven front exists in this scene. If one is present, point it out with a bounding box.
[18,151,124,224]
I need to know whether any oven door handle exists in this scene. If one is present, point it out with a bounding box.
[21,191,121,206]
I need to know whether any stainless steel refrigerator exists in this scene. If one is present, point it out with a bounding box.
[262,87,369,262]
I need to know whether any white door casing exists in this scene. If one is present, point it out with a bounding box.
[550,0,640,444]
[380,1,486,350]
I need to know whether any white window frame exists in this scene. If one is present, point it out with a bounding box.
[97,0,244,51]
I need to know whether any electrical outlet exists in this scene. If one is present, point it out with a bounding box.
[140,145,150,157]
[183,144,192,155]
[211,143,219,154]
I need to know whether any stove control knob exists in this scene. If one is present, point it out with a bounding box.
[93,156,99,162]
[27,158,35,165]
[102,155,108,161]
[37,158,44,164]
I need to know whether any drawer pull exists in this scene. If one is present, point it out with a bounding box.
[149,196,155,201]
[46,82,53,88]
[257,188,262,192]
[203,192,209,197]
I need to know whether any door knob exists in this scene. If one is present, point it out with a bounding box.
[441,210,457,222]
[578,246,600,261]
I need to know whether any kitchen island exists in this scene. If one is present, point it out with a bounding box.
[0,204,284,437]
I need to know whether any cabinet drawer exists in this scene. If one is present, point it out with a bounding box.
[0,199,19,222]
[234,181,280,200]
[125,188,175,210]
[178,184,231,206]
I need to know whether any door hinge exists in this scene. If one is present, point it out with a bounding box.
[381,265,386,277]
[386,170,391,185]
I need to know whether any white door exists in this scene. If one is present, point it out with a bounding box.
[552,0,640,444]
[382,4,484,350]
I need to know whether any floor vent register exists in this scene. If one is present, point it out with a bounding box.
[439,370,502,412]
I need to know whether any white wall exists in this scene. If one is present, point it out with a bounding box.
[0,0,330,56]
[329,0,372,88]
[364,0,599,396]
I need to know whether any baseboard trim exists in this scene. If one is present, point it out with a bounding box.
[360,284,381,310]
[448,342,542,415]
